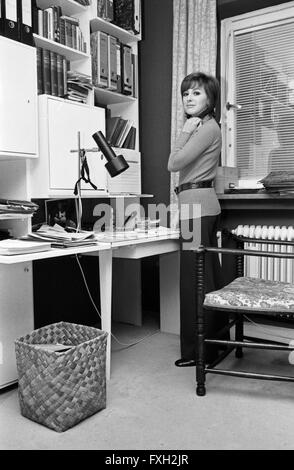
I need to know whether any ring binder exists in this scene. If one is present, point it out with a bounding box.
[0,0,18,41]
[17,0,34,46]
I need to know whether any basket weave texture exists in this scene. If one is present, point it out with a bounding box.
[15,321,108,432]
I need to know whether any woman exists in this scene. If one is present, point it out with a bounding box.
[168,71,227,367]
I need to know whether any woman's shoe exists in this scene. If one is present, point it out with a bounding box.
[175,358,196,367]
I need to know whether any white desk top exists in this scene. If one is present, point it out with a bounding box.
[0,242,111,264]
[0,231,180,264]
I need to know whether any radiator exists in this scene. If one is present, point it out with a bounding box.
[231,225,294,283]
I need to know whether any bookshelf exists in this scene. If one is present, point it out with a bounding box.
[33,33,89,61]
[28,0,142,199]
[0,0,145,389]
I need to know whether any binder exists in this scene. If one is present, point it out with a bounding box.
[0,0,18,41]
[90,31,108,88]
[116,39,122,93]
[17,0,34,46]
[121,44,133,95]
[108,35,117,90]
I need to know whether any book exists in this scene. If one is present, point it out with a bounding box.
[111,118,127,146]
[42,48,51,95]
[116,120,133,147]
[56,53,64,97]
[43,9,48,38]
[106,116,122,143]
[44,7,54,41]
[36,47,43,95]
[50,50,58,96]
[0,239,51,255]
[37,8,43,36]
[97,0,114,22]
[122,126,136,149]
[53,5,62,43]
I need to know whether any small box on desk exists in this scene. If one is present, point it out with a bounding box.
[215,166,238,194]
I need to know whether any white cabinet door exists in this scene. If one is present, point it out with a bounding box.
[47,99,107,192]
[0,263,34,388]
[0,37,37,157]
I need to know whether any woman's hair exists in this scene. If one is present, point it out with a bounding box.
[181,72,220,117]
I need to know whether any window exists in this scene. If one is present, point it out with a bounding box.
[221,2,294,186]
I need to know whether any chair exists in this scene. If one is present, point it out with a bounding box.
[195,229,294,396]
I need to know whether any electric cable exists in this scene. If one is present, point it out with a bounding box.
[75,254,160,348]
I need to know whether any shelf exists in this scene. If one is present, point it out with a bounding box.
[42,194,154,199]
[0,243,110,265]
[90,17,141,44]
[36,0,88,16]
[0,214,33,220]
[94,87,136,105]
[33,34,89,61]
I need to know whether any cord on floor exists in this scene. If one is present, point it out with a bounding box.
[75,255,160,349]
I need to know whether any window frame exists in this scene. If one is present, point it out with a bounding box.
[220,0,294,187]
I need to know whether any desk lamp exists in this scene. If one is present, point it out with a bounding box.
[71,131,129,230]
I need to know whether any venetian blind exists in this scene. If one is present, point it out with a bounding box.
[234,21,294,179]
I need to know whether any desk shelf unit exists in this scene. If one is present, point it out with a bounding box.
[0,0,143,389]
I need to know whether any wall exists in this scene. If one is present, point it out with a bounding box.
[139,0,173,208]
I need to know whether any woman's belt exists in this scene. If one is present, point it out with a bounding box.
[174,180,213,195]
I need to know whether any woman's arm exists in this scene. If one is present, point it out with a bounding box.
[167,121,214,172]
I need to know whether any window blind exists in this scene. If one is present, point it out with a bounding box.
[234,21,294,179]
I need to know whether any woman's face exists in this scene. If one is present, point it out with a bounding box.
[182,83,209,117]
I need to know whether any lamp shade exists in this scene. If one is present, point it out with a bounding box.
[92,131,129,177]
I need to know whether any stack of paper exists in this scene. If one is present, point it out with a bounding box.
[23,224,97,248]
[0,239,52,255]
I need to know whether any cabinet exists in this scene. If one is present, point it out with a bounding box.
[0,36,38,159]
[30,95,108,197]
[0,263,34,389]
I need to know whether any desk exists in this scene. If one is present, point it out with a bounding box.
[0,234,181,387]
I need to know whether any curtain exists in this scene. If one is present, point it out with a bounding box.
[170,0,217,228]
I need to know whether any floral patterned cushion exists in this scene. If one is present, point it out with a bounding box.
[204,276,294,313]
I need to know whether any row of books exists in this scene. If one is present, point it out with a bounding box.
[32,4,87,53]
[91,31,138,97]
[97,0,141,36]
[106,116,136,149]
[37,47,68,97]
[37,47,93,104]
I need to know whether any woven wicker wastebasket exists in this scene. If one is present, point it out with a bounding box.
[15,321,108,432]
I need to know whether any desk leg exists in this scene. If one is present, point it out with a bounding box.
[159,251,180,335]
[99,250,112,380]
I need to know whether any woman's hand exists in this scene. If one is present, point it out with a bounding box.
[182,117,202,133]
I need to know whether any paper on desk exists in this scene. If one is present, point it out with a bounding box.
[29,224,95,242]
[0,239,52,255]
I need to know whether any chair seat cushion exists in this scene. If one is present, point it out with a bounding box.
[204,276,294,313]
